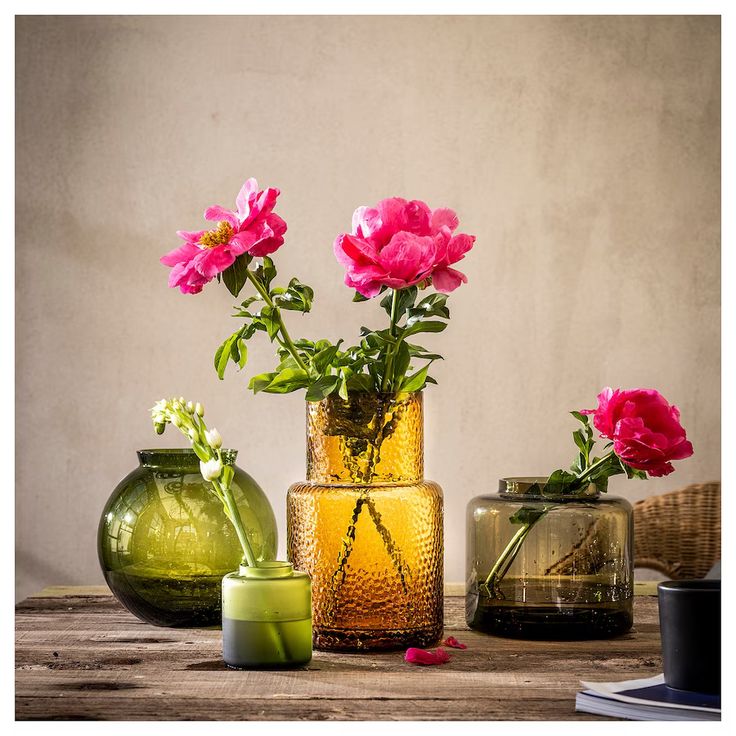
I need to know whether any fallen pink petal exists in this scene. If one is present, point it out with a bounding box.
[404,647,451,666]
[442,636,467,650]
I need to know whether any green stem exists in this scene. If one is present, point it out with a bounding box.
[381,289,401,392]
[216,478,258,568]
[245,268,309,373]
[575,451,615,484]
[481,517,543,596]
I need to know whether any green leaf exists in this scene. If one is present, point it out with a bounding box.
[259,305,281,341]
[400,365,430,392]
[509,506,549,525]
[191,442,210,463]
[230,337,248,371]
[305,375,340,401]
[346,373,374,392]
[592,475,610,494]
[275,278,315,313]
[257,256,277,289]
[622,462,648,480]
[260,367,310,394]
[214,332,241,380]
[570,410,589,425]
[352,291,369,302]
[276,354,302,372]
[236,340,247,369]
[222,253,251,297]
[392,341,411,384]
[360,331,391,350]
[233,295,262,317]
[380,286,417,319]
[407,293,450,323]
[543,469,579,495]
[403,320,448,338]
[312,342,342,374]
[406,342,444,360]
[572,429,587,456]
[249,371,278,394]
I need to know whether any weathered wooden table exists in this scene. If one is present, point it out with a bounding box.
[16,583,661,721]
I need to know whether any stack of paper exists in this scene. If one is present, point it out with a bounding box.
[575,674,720,721]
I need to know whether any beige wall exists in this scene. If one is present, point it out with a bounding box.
[15,15,720,601]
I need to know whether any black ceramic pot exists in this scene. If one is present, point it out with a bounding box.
[658,580,721,694]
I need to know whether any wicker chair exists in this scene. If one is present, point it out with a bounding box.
[633,482,721,580]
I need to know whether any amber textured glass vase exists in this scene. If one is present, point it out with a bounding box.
[287,392,443,651]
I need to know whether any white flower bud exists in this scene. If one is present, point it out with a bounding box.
[171,414,182,428]
[205,428,222,449]
[200,457,223,482]
[188,427,198,442]
[195,402,204,417]
[186,401,194,413]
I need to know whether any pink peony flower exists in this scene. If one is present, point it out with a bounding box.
[161,178,287,294]
[583,388,694,477]
[442,636,467,650]
[404,647,451,666]
[333,197,475,298]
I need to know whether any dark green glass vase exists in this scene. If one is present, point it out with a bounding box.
[98,449,278,627]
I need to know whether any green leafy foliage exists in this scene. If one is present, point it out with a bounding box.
[213,256,453,397]
[540,411,649,497]
[272,278,314,313]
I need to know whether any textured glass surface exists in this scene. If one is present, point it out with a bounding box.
[307,392,423,483]
[288,392,443,651]
[98,449,278,627]
[466,478,633,639]
[222,562,312,668]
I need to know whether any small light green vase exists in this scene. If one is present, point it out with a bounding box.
[222,561,312,668]
[98,449,277,627]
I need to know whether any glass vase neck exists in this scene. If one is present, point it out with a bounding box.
[137,448,237,471]
[238,561,294,579]
[306,392,424,484]
[499,476,600,499]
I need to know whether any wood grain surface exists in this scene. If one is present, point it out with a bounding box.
[16,585,661,721]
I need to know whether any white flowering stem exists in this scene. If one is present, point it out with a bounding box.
[151,397,260,568]
[213,476,258,568]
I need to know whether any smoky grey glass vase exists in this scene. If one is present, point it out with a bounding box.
[466,477,633,639]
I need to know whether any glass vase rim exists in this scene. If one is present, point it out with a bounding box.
[237,560,295,579]
[498,476,600,498]
[305,389,423,404]
[137,448,238,469]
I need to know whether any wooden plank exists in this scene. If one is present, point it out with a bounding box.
[16,587,662,721]
[29,581,660,599]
